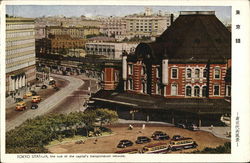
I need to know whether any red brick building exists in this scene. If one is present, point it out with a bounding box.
[123,11,231,99]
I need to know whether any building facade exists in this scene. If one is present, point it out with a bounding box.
[85,42,138,59]
[123,11,231,99]
[124,8,173,37]
[100,16,127,37]
[6,17,36,94]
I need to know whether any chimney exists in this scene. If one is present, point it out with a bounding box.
[170,14,174,24]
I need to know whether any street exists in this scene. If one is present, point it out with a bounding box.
[6,74,99,131]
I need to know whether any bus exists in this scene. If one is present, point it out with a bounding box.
[115,149,139,154]
[142,142,169,154]
[169,138,198,151]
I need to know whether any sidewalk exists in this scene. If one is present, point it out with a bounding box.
[199,126,231,140]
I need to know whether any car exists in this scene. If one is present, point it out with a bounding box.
[30,90,37,96]
[151,131,164,138]
[41,85,47,89]
[25,91,33,97]
[175,121,187,129]
[186,123,199,131]
[49,80,56,85]
[152,132,170,140]
[117,140,133,148]
[135,136,151,144]
[54,86,60,91]
[16,101,27,111]
[172,135,184,140]
[31,104,38,110]
[15,98,23,103]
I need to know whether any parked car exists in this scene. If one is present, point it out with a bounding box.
[151,131,164,138]
[31,104,38,110]
[172,135,184,140]
[41,85,47,89]
[152,131,170,140]
[175,121,187,129]
[186,123,199,131]
[135,136,151,144]
[117,140,133,148]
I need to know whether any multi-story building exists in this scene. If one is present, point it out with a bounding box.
[91,11,231,126]
[124,8,173,38]
[36,34,86,55]
[85,42,138,59]
[100,16,127,37]
[6,17,36,94]
[45,25,100,39]
[123,11,231,99]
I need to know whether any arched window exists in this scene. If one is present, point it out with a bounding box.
[156,67,160,78]
[194,86,200,97]
[156,83,161,95]
[202,86,207,97]
[186,86,191,96]
[186,68,192,78]
[195,69,200,78]
[214,68,220,79]
[171,84,178,96]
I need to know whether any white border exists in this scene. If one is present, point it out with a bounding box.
[1,0,250,162]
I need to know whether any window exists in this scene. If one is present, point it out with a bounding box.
[226,85,231,97]
[194,86,200,97]
[171,68,178,79]
[202,86,207,97]
[214,85,220,96]
[156,67,160,78]
[128,64,133,75]
[156,83,161,95]
[171,84,178,96]
[195,69,200,78]
[203,69,207,78]
[186,68,191,78]
[186,86,192,96]
[141,66,146,75]
[142,82,147,93]
[128,79,133,90]
[214,68,220,79]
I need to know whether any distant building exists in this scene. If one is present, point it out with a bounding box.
[124,8,173,38]
[6,17,36,94]
[100,16,127,37]
[36,34,86,55]
[45,25,100,39]
[85,42,138,59]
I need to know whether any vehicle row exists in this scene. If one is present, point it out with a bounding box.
[116,136,198,154]
[175,121,199,131]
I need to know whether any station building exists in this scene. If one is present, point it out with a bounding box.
[91,11,231,126]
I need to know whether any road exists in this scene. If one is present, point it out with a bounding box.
[6,74,86,131]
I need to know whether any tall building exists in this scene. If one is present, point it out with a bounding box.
[100,16,127,37]
[6,17,36,94]
[124,8,173,37]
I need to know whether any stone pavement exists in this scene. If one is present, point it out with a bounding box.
[199,126,231,140]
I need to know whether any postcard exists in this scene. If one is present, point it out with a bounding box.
[1,0,250,162]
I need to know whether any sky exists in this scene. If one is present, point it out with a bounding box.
[6,5,231,24]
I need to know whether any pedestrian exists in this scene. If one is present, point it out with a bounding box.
[142,124,145,130]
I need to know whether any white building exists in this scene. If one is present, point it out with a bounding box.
[6,17,36,94]
[85,42,138,59]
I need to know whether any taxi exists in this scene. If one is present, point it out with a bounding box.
[16,101,27,111]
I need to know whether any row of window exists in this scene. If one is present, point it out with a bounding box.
[6,38,34,47]
[7,31,35,38]
[6,53,35,64]
[128,65,221,80]
[6,60,35,74]
[6,46,35,56]
[6,24,34,30]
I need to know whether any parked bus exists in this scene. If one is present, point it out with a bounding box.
[115,148,139,154]
[168,137,198,151]
[142,142,169,154]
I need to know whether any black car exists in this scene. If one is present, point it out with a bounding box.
[135,136,151,144]
[49,80,56,85]
[117,140,133,148]
[15,98,23,103]
[30,90,37,96]
[152,131,170,140]
[186,123,199,131]
[41,85,47,89]
[31,104,38,109]
[172,135,184,140]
